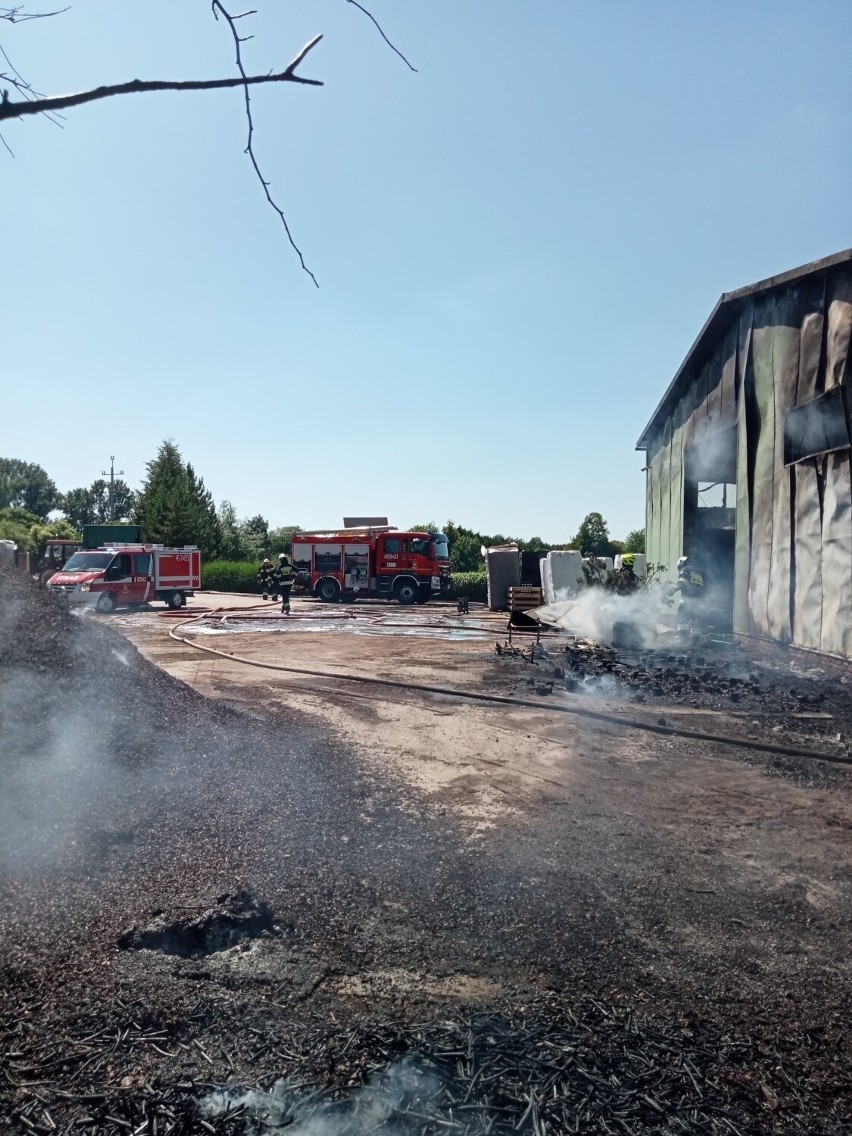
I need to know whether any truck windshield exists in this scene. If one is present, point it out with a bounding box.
[61,552,112,573]
[430,533,450,561]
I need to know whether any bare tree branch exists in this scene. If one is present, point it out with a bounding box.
[0,41,323,121]
[0,5,70,22]
[344,0,417,72]
[0,9,66,126]
[212,0,319,286]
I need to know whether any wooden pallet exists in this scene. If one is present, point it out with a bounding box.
[508,586,542,611]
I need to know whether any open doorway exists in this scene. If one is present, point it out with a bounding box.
[684,425,737,631]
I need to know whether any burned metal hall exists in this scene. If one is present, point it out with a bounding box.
[637,248,852,660]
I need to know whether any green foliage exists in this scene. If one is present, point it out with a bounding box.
[0,506,43,550]
[134,441,221,558]
[442,520,568,573]
[571,511,615,558]
[444,522,485,573]
[239,514,269,562]
[217,500,243,560]
[202,560,265,593]
[31,518,79,543]
[62,478,136,528]
[267,525,302,556]
[446,571,488,603]
[624,528,646,553]
[0,457,59,521]
[215,502,300,561]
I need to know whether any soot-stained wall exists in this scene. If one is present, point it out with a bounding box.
[640,255,852,659]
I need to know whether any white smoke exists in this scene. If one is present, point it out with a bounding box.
[532,583,676,649]
[203,1058,441,1134]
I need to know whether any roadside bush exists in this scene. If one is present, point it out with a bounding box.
[202,560,262,593]
[447,571,488,603]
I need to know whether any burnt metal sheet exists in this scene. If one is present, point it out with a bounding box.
[820,453,852,656]
[734,306,755,636]
[637,247,852,451]
[793,463,823,650]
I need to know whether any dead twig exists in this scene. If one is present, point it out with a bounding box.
[212,0,319,285]
[345,0,418,72]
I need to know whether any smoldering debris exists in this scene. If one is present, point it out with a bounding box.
[119,890,279,958]
[204,1057,440,1135]
[530,586,675,650]
[493,631,852,769]
[4,992,849,1134]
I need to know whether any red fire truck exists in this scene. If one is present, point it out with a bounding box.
[48,544,200,612]
[292,527,450,604]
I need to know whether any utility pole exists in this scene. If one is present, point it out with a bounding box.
[101,455,124,521]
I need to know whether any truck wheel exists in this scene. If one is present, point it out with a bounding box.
[39,569,55,588]
[96,592,117,614]
[167,591,186,610]
[395,579,419,605]
[317,578,341,603]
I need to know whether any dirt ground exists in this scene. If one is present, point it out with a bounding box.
[3,578,852,1133]
[117,595,852,1014]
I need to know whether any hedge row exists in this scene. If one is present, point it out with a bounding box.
[201,561,491,603]
[446,572,488,603]
[201,560,263,593]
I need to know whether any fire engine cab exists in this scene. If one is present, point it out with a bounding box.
[48,544,200,613]
[292,527,450,604]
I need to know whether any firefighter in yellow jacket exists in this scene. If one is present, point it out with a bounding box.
[675,554,706,634]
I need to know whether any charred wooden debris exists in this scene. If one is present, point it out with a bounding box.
[3,985,848,1134]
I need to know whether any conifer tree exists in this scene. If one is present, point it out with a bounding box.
[135,441,220,557]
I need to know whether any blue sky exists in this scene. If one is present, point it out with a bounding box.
[3,1,851,543]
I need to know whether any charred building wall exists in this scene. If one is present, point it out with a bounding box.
[637,249,852,659]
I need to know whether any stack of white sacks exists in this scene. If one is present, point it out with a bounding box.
[540,550,584,604]
[484,546,521,611]
[539,551,646,604]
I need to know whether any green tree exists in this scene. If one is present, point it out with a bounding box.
[239,514,269,561]
[62,478,136,527]
[61,486,97,529]
[29,518,80,553]
[0,507,43,550]
[135,441,220,557]
[186,464,221,558]
[217,500,243,560]
[268,525,302,557]
[571,512,614,558]
[624,528,645,554]
[443,520,486,573]
[0,457,59,520]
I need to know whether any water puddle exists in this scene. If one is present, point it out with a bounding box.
[185,612,490,642]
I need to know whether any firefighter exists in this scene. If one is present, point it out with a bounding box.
[274,553,294,614]
[616,553,638,590]
[258,557,275,600]
[675,554,706,634]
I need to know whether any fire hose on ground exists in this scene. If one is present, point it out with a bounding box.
[167,607,852,769]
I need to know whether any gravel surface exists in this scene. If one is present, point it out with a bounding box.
[2,565,851,1134]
